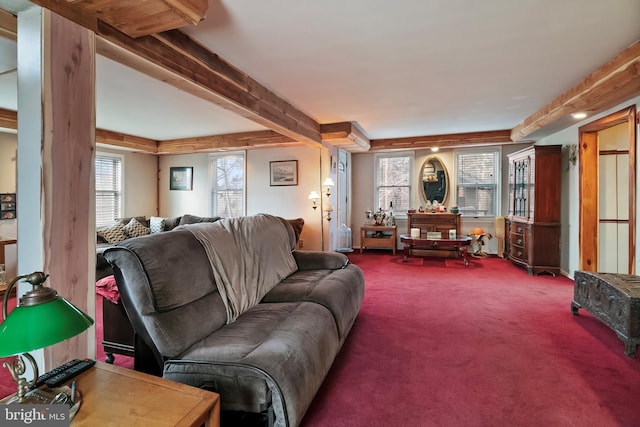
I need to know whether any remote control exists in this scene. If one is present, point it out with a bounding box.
[44,359,96,388]
[33,359,84,388]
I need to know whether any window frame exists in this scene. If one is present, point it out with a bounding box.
[208,151,246,218]
[453,147,501,218]
[374,152,413,218]
[95,152,124,228]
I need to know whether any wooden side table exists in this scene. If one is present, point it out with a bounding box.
[69,362,220,426]
[360,225,397,255]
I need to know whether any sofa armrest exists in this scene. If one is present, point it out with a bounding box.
[293,250,349,270]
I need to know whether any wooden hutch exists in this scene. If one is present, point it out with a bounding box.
[407,212,461,237]
[504,145,562,275]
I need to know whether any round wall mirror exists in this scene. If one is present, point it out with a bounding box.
[420,156,449,205]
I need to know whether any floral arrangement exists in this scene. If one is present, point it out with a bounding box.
[371,208,388,226]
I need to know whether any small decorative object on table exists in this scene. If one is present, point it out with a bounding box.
[371,208,387,226]
[468,227,492,257]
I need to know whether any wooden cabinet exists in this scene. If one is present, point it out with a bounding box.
[407,213,461,238]
[102,298,135,363]
[505,145,561,276]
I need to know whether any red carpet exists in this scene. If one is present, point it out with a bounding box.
[2,255,639,427]
[301,253,640,427]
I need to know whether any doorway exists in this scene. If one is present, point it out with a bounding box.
[579,106,637,273]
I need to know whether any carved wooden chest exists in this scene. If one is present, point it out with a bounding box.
[572,271,640,357]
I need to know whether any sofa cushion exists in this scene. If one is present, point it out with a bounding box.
[105,230,228,357]
[163,301,340,427]
[97,222,128,244]
[149,216,165,233]
[163,216,183,231]
[179,214,222,225]
[263,264,365,339]
[120,230,217,312]
[123,218,151,238]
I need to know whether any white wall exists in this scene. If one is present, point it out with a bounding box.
[247,145,325,251]
[98,146,158,218]
[158,145,327,251]
[159,153,211,217]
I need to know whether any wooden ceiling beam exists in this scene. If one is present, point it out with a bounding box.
[0,8,17,41]
[10,3,322,146]
[96,129,158,153]
[0,108,17,129]
[28,0,208,38]
[95,23,322,146]
[371,129,514,151]
[0,107,159,152]
[157,130,299,154]
[511,40,640,142]
[320,121,371,152]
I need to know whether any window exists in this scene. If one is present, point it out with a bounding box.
[210,153,245,217]
[95,154,123,227]
[455,149,499,217]
[375,154,412,215]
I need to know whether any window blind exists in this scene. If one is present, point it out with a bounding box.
[95,155,122,227]
[456,151,498,217]
[210,153,245,217]
[376,155,411,213]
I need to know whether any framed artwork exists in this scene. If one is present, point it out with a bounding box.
[170,167,193,191]
[270,160,298,186]
[0,193,16,219]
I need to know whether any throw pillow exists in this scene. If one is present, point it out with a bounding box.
[97,222,128,244]
[286,218,305,242]
[123,218,151,238]
[150,217,166,234]
[162,216,182,231]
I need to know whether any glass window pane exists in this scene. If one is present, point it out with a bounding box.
[376,155,411,214]
[95,155,122,227]
[456,151,498,218]
[211,153,245,217]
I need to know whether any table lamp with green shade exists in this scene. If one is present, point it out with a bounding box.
[0,272,94,402]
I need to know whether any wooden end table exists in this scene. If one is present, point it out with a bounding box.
[360,225,397,255]
[69,362,220,426]
[400,234,472,266]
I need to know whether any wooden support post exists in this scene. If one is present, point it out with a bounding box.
[16,7,96,369]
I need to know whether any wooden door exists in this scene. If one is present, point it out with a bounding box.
[579,106,637,273]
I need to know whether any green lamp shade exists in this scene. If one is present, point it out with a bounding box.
[0,297,94,358]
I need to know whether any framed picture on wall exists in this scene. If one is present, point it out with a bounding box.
[0,193,16,219]
[170,167,193,191]
[270,160,298,186]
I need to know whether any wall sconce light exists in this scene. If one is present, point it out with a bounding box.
[323,178,335,197]
[308,191,320,210]
[0,272,94,403]
[324,202,334,222]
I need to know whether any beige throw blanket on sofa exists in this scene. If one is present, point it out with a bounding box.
[183,214,298,323]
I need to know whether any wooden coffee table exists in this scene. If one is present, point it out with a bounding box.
[400,234,472,266]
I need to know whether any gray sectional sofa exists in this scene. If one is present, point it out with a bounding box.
[103,214,365,427]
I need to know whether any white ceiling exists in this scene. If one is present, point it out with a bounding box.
[1,0,639,142]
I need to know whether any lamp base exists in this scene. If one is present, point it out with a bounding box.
[1,385,82,420]
[2,353,38,402]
